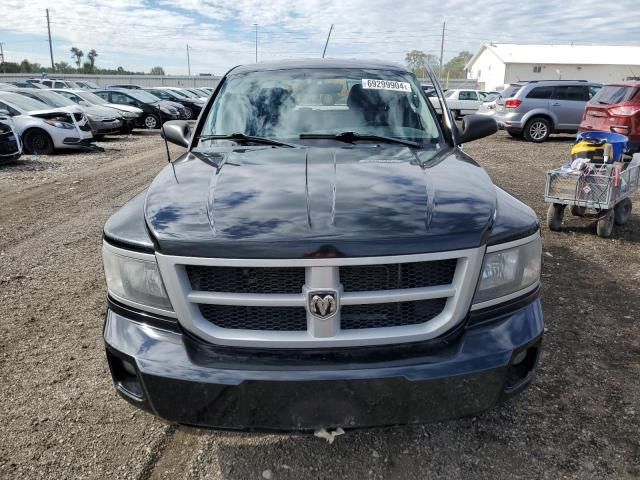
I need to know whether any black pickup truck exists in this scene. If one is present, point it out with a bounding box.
[102,59,543,431]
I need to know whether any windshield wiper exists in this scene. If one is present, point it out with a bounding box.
[299,131,421,148]
[196,133,296,148]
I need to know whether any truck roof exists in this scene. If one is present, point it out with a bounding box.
[229,58,409,75]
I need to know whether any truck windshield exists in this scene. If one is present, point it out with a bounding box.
[199,68,442,147]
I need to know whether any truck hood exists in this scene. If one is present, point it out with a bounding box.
[144,146,497,258]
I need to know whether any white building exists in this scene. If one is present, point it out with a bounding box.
[465,43,640,91]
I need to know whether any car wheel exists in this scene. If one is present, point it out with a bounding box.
[144,114,159,129]
[524,117,551,143]
[184,107,194,120]
[596,209,615,238]
[614,198,632,225]
[506,130,522,139]
[546,203,564,231]
[24,129,54,155]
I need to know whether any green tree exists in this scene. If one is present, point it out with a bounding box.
[19,59,43,73]
[443,51,473,78]
[54,61,74,73]
[70,47,84,68]
[150,66,165,75]
[86,49,98,72]
[405,50,439,78]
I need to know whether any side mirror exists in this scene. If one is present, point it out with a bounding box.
[161,120,191,148]
[455,114,497,144]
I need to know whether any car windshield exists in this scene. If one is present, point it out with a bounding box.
[126,90,161,103]
[166,89,187,98]
[198,68,442,146]
[1,92,50,112]
[29,90,76,108]
[176,89,198,98]
[77,91,108,105]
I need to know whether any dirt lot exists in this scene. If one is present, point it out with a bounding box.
[1,130,639,480]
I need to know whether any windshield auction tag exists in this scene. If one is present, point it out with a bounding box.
[362,79,411,92]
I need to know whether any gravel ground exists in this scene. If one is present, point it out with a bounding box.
[0,130,639,480]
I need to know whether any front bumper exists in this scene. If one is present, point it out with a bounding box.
[90,118,124,135]
[104,298,544,431]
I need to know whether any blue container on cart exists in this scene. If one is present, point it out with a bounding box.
[576,131,629,162]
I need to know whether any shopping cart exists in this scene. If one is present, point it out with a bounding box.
[544,154,640,237]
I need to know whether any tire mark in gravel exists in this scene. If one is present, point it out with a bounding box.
[0,138,183,479]
[0,145,171,252]
[143,427,207,480]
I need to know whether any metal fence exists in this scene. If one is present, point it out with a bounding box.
[0,73,221,88]
[419,78,479,89]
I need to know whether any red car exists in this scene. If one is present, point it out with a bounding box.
[579,82,640,152]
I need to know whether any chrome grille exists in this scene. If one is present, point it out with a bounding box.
[187,265,305,294]
[340,259,456,292]
[199,304,306,331]
[341,299,447,329]
[153,246,486,348]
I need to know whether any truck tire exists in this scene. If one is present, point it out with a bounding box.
[523,117,551,143]
[596,210,615,238]
[547,204,564,231]
[23,129,54,155]
[614,198,632,225]
[143,114,160,129]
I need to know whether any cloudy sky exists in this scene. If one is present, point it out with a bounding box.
[1,0,639,75]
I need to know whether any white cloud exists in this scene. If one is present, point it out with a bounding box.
[0,0,638,75]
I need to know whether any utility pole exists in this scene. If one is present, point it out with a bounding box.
[254,24,258,63]
[322,24,334,58]
[439,21,445,79]
[186,44,191,75]
[46,9,55,71]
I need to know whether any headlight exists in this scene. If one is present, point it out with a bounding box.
[122,111,136,118]
[86,114,96,121]
[472,233,541,307]
[44,119,74,129]
[159,106,172,114]
[102,244,173,312]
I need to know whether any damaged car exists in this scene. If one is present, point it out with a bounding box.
[14,89,125,138]
[0,91,93,154]
[0,110,22,163]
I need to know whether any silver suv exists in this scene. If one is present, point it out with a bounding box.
[478,80,601,142]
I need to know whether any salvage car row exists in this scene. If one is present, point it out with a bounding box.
[0,83,213,160]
